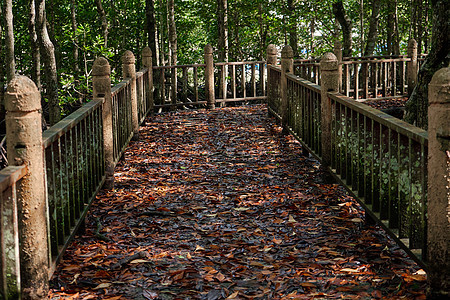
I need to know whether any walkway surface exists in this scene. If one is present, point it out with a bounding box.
[49,105,426,299]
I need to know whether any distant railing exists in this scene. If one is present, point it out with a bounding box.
[153,45,267,110]
[267,46,430,267]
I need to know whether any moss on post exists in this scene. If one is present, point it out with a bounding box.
[5,75,49,299]
[320,52,339,167]
[204,44,215,109]
[280,45,293,132]
[426,67,450,299]
[122,50,139,140]
[142,47,154,115]
[93,57,114,189]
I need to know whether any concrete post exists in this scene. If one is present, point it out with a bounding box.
[407,39,418,97]
[142,47,154,115]
[280,45,294,131]
[122,50,139,139]
[204,44,215,109]
[267,44,278,117]
[267,44,278,66]
[93,57,114,189]
[320,53,339,167]
[334,41,343,92]
[5,75,49,298]
[426,67,450,299]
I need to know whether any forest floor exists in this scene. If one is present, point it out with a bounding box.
[49,104,426,300]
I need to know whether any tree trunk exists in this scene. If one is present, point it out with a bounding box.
[29,0,41,90]
[5,0,15,82]
[70,0,81,102]
[360,0,364,56]
[168,0,177,65]
[332,1,352,57]
[95,0,108,48]
[404,0,449,130]
[258,2,266,60]
[146,0,157,64]
[387,0,400,55]
[217,0,228,63]
[36,0,60,125]
[287,0,299,57]
[364,0,381,56]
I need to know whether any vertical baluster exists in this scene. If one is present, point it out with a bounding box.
[392,61,397,96]
[231,65,236,99]
[251,63,256,97]
[373,62,379,98]
[260,62,265,96]
[363,62,369,99]
[182,67,188,104]
[344,64,350,97]
[193,67,199,103]
[382,62,388,97]
[241,64,246,99]
[354,64,359,100]
[46,146,58,256]
[160,68,165,105]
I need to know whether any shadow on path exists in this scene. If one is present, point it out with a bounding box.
[50,105,426,299]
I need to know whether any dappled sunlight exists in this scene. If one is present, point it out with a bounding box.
[49,105,426,299]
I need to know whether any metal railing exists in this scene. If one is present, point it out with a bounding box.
[42,99,105,273]
[267,64,428,266]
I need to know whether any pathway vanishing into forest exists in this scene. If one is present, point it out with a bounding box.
[49,105,426,299]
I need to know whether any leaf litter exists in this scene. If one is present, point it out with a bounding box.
[49,105,426,299]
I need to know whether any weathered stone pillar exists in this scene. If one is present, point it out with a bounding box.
[204,44,215,109]
[122,50,139,140]
[334,41,343,93]
[407,39,418,97]
[142,46,154,115]
[6,75,48,298]
[280,45,293,131]
[426,67,450,299]
[267,44,278,117]
[93,57,114,189]
[320,53,339,167]
[267,44,278,66]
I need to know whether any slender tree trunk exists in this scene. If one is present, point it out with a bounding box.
[387,0,400,55]
[287,0,299,57]
[36,0,60,125]
[146,0,157,64]
[404,0,449,129]
[95,0,108,48]
[217,0,228,63]
[70,0,81,102]
[417,0,423,54]
[310,14,315,57]
[29,0,41,90]
[332,1,353,57]
[360,0,364,56]
[258,2,265,60]
[364,0,381,56]
[5,0,15,82]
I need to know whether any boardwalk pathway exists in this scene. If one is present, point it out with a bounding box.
[49,105,426,299]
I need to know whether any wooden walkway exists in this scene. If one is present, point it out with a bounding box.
[49,105,426,299]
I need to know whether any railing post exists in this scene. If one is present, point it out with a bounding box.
[427,67,450,299]
[320,53,339,167]
[280,45,293,131]
[266,44,278,117]
[204,44,215,109]
[93,57,114,189]
[5,76,48,298]
[407,39,418,97]
[142,46,154,115]
[334,41,343,93]
[122,50,139,139]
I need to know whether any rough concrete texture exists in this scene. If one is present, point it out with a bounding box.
[320,53,339,167]
[427,66,450,298]
[266,44,278,65]
[122,51,139,139]
[6,76,49,299]
[407,39,418,96]
[142,47,152,68]
[204,44,215,109]
[93,57,114,189]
